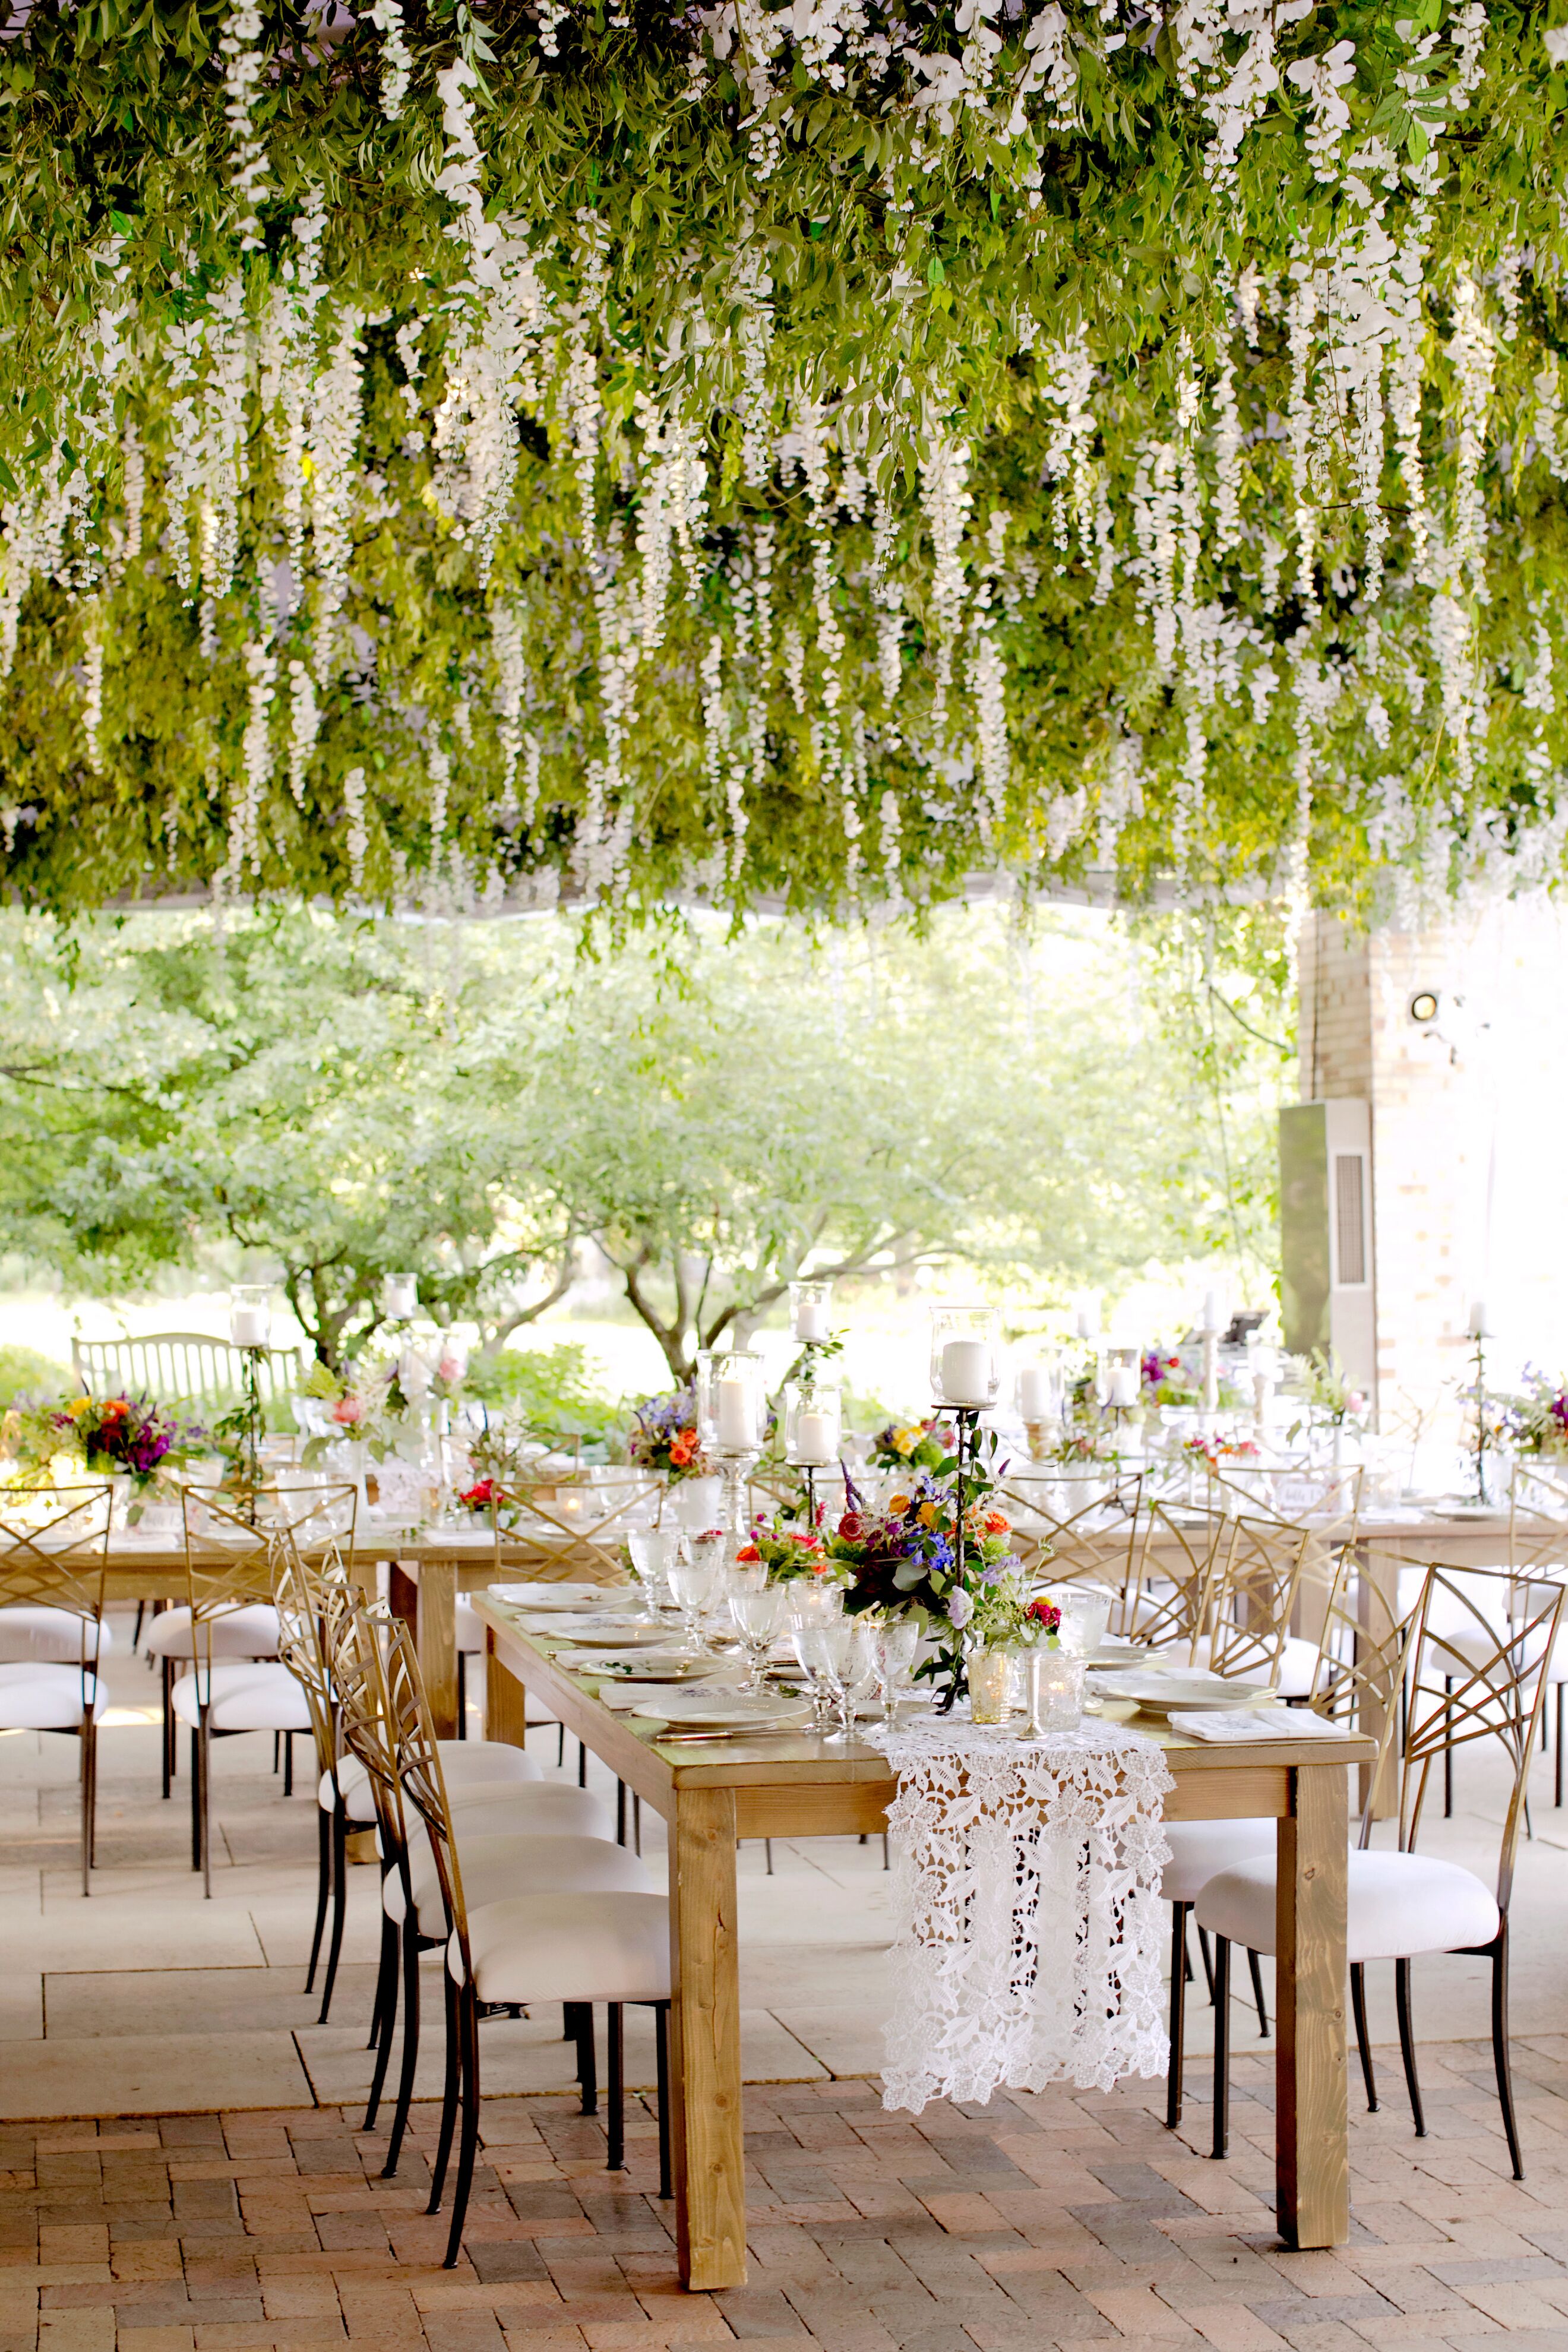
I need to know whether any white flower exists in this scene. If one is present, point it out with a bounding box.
[947,1588,974,1630]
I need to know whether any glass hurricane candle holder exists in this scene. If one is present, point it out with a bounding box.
[785,1382,841,1468]
[382,1272,419,1320]
[229,1285,272,1351]
[1021,1645,1086,1735]
[701,1351,767,1455]
[929,1305,1001,1411]
[789,1278,833,1346]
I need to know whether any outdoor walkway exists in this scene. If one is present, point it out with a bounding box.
[8,2050,1568,2351]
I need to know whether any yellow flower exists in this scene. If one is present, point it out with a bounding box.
[893,1425,919,1456]
[916,1500,940,1528]
[887,1491,910,1514]
[68,1397,94,1420]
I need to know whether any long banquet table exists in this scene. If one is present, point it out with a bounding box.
[473,1591,1377,2293]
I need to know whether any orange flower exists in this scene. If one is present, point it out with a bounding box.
[887,1491,910,1513]
[735,1543,761,1563]
[984,1510,1010,1536]
[916,1500,939,1528]
[669,1428,697,1467]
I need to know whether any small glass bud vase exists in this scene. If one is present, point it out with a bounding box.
[789,1278,833,1347]
[969,1647,1016,1725]
[785,1382,841,1468]
[1022,1645,1086,1736]
[930,1305,1001,1411]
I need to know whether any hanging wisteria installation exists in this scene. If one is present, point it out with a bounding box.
[0,0,1566,920]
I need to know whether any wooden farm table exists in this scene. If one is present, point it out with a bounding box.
[473,1592,1377,2294]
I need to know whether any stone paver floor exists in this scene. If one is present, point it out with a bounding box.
[8,2029,1568,2351]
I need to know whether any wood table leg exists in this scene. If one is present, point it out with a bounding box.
[415,1557,458,1741]
[1275,1759,1349,2249]
[1357,1544,1403,1821]
[668,1784,745,2290]
[486,1639,529,1750]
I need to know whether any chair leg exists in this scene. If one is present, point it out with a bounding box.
[443,1983,483,2268]
[577,1738,587,1788]
[1395,1956,1425,2136]
[617,1781,627,1845]
[764,1838,773,1876]
[1557,1684,1564,1809]
[381,1919,422,2179]
[557,1723,565,1768]
[162,1658,174,1798]
[654,2001,672,2199]
[1210,1935,1231,2160]
[882,1833,890,1870]
[606,2004,625,2170]
[1488,1925,1524,2179]
[1196,1924,1216,2003]
[427,1968,462,2213]
[318,1804,349,2023]
[1247,1948,1269,2039]
[199,1718,213,1899]
[273,1731,280,1776]
[457,1649,468,1739]
[283,1731,294,1797]
[363,1913,400,2132]
[132,1600,145,1651]
[1166,1903,1188,2130]
[576,2005,598,2116]
[1351,1962,1377,2112]
[305,1809,332,1994]
[1444,1677,1454,1818]
[80,1725,94,1898]
[633,1794,641,1855]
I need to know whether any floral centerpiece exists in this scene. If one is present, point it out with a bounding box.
[1142,1349,1202,1408]
[7,1392,206,1517]
[1285,1350,1367,1436]
[626,1388,711,1482]
[1501,1370,1568,1459]
[1047,1427,1121,1467]
[827,1446,1025,1709]
[867,1416,955,1474]
[1182,1433,1261,1471]
[735,1509,840,1585]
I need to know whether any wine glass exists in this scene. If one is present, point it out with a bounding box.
[669,1543,723,1654]
[628,1528,680,1617]
[814,1618,877,1740]
[872,1618,921,1715]
[729,1588,783,1691]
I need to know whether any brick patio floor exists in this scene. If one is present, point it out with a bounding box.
[8,2029,1568,2351]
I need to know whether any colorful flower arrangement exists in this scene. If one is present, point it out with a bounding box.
[1046,1427,1121,1467]
[1142,1349,1202,1408]
[1501,1370,1568,1458]
[1181,1433,1262,1469]
[735,1513,840,1585]
[867,1417,955,1474]
[5,1391,206,1495]
[625,1389,712,1482]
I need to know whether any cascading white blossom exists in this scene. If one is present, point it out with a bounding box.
[368,0,413,120]
[81,609,105,774]
[491,603,527,820]
[1522,618,1555,715]
[1534,358,1566,479]
[1449,273,1494,596]
[919,426,972,732]
[235,637,276,878]
[287,660,318,806]
[219,0,270,250]
[342,764,369,892]
[309,312,364,687]
[1285,40,1357,182]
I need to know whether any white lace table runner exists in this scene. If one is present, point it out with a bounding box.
[862,1716,1174,2114]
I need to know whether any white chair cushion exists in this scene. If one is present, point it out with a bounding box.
[454,1597,485,1655]
[324,1738,540,1819]
[146,1604,280,1660]
[1196,1847,1502,1964]
[445,1787,617,1842]
[1160,1817,1277,1905]
[1275,1636,1319,1699]
[456,1890,672,2003]
[0,1608,111,1664]
[384,1831,652,1933]
[0,1661,101,1729]
[170,1662,312,1733]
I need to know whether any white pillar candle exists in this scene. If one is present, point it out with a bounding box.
[230,1306,270,1348]
[794,1300,830,1343]
[383,1274,419,1319]
[793,1409,837,1465]
[1017,1364,1051,1419]
[1203,1287,1227,1335]
[716,1374,756,1449]
[1109,1365,1140,1409]
[941,1338,992,1405]
[1074,1305,1098,1339]
[1468,1298,1493,1338]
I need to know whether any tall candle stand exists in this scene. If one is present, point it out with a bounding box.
[237,1346,265,1514]
[717,1444,758,1567]
[1471,1330,1490,1503]
[1200,1322,1221,1422]
[941,1404,982,1713]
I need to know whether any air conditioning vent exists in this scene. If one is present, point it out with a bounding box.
[1334,1153,1367,1288]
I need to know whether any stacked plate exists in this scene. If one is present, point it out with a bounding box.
[491,1581,620,1607]
[630,1689,813,1734]
[1094,1668,1267,1718]
[568,1651,728,1681]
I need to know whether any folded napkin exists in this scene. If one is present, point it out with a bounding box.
[1169,1705,1349,1743]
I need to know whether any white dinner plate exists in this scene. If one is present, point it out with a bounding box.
[1428,1503,1499,1521]
[568,1651,729,1680]
[549,1623,671,1649]
[1083,1640,1150,1668]
[1095,1670,1267,1716]
[491,1581,619,1608]
[630,1690,813,1732]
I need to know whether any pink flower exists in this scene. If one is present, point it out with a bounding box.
[438,1355,461,1384]
[331,1397,365,1426]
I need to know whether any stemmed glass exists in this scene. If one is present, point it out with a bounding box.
[729,1588,783,1691]
[872,1618,921,1716]
[813,1618,877,1740]
[627,1528,681,1619]
[669,1539,723,1655]
[788,1583,845,1728]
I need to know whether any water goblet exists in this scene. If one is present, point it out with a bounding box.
[669,1542,723,1654]
[628,1527,681,1618]
[872,1618,921,1715]
[729,1588,783,1691]
[822,1618,877,1740]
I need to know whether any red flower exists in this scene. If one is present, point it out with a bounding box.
[983,1510,1010,1536]
[735,1542,761,1563]
[460,1480,497,1508]
[1028,1598,1061,1633]
[837,1512,864,1540]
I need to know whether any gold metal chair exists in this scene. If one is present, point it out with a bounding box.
[0,1485,111,1895]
